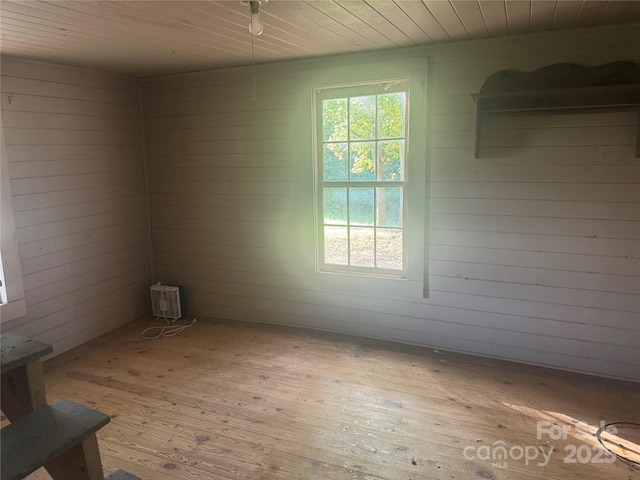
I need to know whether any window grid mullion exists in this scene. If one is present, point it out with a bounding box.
[319,181,404,188]
[373,186,378,269]
[372,91,378,271]
[346,97,352,266]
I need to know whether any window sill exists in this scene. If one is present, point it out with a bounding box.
[0,299,27,324]
[318,267,406,280]
[310,269,423,299]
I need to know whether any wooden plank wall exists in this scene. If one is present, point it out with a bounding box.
[142,23,639,381]
[0,57,151,355]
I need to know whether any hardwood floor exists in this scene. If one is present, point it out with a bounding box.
[13,317,640,480]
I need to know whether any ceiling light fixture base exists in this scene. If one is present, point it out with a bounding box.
[240,0,267,36]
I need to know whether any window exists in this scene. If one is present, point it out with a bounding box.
[1,119,27,322]
[314,80,409,277]
[0,251,7,305]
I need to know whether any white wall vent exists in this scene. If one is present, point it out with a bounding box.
[150,284,182,320]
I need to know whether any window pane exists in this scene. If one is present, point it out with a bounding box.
[351,227,375,267]
[349,187,374,226]
[323,187,347,224]
[323,143,348,181]
[349,95,375,140]
[376,228,402,270]
[350,142,375,181]
[376,187,402,227]
[323,98,347,141]
[315,82,408,276]
[324,226,348,265]
[378,92,406,139]
[378,140,404,181]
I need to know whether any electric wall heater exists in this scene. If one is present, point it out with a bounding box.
[150,284,182,320]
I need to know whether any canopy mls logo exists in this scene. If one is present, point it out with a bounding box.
[463,420,617,470]
[463,440,554,468]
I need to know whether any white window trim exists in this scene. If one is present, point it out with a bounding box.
[314,80,409,277]
[1,117,27,323]
[297,56,428,291]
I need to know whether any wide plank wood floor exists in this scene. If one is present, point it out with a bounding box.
[12,317,640,480]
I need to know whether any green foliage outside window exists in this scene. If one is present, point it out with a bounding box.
[322,91,405,225]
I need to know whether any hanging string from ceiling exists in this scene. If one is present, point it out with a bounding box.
[240,0,267,100]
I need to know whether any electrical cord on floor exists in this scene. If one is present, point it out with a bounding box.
[595,421,640,468]
[141,317,197,339]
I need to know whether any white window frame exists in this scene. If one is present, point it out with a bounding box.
[0,117,27,323]
[314,80,409,277]
[298,56,428,289]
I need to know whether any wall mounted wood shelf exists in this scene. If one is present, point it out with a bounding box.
[472,61,640,158]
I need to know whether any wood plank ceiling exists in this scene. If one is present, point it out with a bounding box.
[1,0,639,78]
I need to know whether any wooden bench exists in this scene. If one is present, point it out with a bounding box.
[1,333,142,480]
[1,333,52,420]
[1,398,110,480]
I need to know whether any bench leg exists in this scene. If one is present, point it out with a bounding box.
[45,433,105,480]
[1,360,47,420]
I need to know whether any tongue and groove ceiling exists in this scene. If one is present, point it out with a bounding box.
[1,1,639,78]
